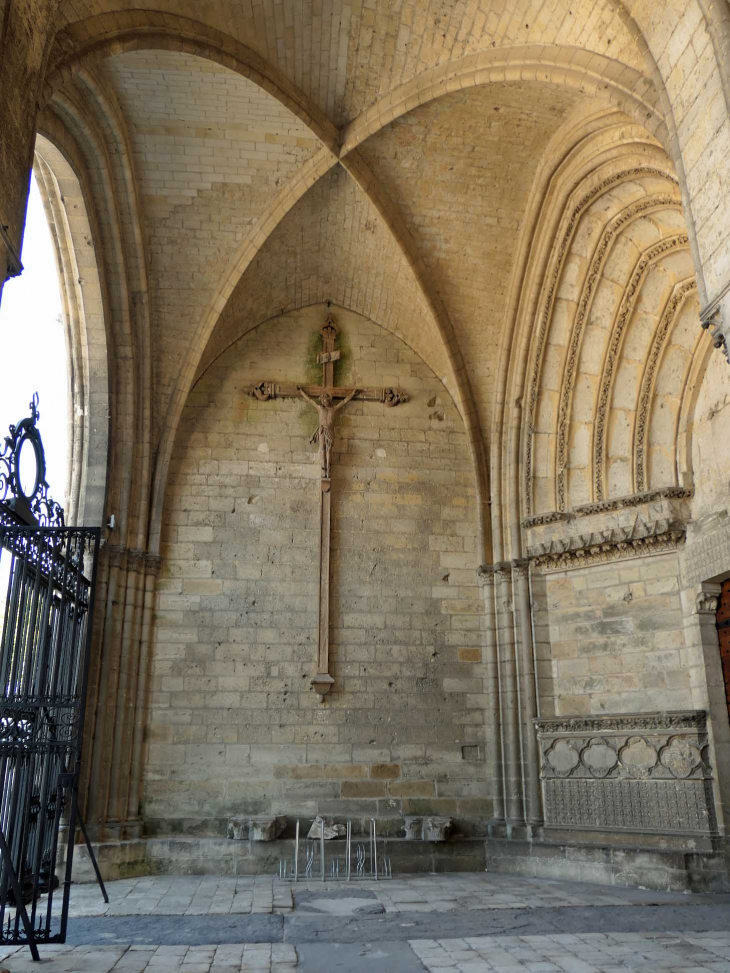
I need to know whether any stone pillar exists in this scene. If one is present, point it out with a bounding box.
[512,558,542,827]
[687,582,730,834]
[82,543,160,840]
[494,561,524,825]
[478,566,504,823]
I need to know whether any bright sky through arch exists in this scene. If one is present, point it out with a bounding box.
[0,173,69,510]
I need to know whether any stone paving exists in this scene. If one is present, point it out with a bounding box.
[411,932,730,972]
[1,874,729,972]
[0,944,298,972]
[46,872,699,918]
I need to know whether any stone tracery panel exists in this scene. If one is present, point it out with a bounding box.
[536,712,717,834]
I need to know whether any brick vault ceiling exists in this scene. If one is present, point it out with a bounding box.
[98,46,587,436]
[54,0,645,125]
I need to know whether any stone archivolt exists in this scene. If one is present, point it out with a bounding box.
[592,235,689,502]
[522,168,680,517]
[554,210,685,511]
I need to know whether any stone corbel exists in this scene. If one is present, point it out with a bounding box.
[701,308,730,364]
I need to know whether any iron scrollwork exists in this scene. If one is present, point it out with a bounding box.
[0,393,64,528]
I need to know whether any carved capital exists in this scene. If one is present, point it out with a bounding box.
[104,544,128,569]
[701,308,730,364]
[145,554,163,577]
[695,584,722,615]
[477,564,497,586]
[511,558,530,580]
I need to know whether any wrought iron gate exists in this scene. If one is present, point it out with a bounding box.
[0,396,101,957]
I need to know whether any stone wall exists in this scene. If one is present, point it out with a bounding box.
[528,497,693,718]
[147,305,486,836]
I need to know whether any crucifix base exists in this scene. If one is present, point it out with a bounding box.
[311,673,335,699]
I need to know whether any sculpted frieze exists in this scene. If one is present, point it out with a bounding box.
[527,515,685,571]
[535,711,711,782]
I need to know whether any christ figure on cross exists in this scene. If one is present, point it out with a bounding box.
[297,386,358,479]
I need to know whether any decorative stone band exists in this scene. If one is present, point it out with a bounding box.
[521,511,572,530]
[534,710,717,836]
[522,487,693,529]
[526,516,686,572]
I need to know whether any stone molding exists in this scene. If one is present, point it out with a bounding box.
[521,511,571,529]
[526,515,686,572]
[591,234,689,503]
[634,280,697,491]
[535,711,706,735]
[522,487,693,530]
[535,710,716,835]
[573,487,693,517]
[524,173,681,516]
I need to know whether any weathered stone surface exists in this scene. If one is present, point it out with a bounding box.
[307,816,346,840]
[227,816,286,842]
[423,817,454,843]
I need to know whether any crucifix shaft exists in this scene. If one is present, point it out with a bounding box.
[245,316,410,699]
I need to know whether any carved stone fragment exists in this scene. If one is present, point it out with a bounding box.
[227,815,286,841]
[307,815,346,840]
[423,816,453,842]
[403,816,423,840]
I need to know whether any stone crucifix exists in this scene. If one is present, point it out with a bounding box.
[245,316,410,698]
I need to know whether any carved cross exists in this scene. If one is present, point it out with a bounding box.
[245,316,409,698]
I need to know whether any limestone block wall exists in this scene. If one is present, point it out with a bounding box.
[146,305,485,836]
[529,500,694,717]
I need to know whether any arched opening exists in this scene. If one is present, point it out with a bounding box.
[33,134,110,528]
[0,172,69,507]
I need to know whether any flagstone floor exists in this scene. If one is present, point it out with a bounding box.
[1,873,729,972]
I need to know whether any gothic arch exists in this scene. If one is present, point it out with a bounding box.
[33,133,110,529]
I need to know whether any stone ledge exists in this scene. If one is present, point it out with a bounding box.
[66,836,487,881]
[485,835,730,893]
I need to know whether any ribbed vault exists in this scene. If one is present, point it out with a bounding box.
[50,1,646,124]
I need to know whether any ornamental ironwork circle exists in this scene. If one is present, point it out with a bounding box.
[0,393,64,527]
